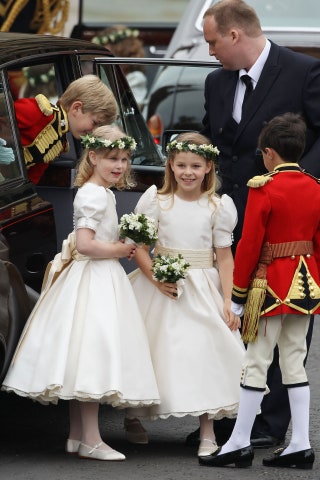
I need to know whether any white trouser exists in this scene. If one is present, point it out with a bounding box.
[241,314,310,390]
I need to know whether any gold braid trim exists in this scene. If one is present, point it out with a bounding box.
[0,0,29,31]
[0,0,15,17]
[33,0,70,35]
[0,0,70,34]
[24,102,69,166]
[35,124,58,155]
[23,147,33,166]
[43,139,64,162]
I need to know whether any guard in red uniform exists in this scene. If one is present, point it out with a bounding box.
[15,94,69,184]
[14,75,118,184]
[199,113,320,470]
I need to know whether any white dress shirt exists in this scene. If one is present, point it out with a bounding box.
[233,39,271,123]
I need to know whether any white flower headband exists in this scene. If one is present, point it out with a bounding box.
[92,28,140,46]
[81,134,137,151]
[23,66,55,87]
[166,140,220,161]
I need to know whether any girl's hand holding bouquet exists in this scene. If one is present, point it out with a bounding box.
[151,253,190,299]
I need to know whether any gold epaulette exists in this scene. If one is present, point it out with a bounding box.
[35,94,58,116]
[247,171,277,188]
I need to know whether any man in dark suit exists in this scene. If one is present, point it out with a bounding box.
[187,0,320,449]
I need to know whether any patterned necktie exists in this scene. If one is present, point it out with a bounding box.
[241,74,253,114]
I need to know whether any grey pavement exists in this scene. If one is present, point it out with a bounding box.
[1,319,320,479]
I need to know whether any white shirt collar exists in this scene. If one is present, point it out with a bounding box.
[239,39,271,87]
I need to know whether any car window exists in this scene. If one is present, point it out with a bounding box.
[92,59,166,167]
[0,85,21,184]
[19,64,58,103]
[8,63,58,101]
[144,62,214,144]
[91,58,216,157]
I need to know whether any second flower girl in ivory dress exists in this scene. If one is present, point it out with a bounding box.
[126,132,245,457]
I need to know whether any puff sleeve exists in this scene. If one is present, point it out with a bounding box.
[134,185,159,223]
[73,184,108,232]
[212,194,238,248]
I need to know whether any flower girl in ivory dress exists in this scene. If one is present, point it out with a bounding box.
[2,125,160,461]
[127,131,245,458]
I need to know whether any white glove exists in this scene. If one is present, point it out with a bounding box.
[0,138,15,165]
[231,301,244,317]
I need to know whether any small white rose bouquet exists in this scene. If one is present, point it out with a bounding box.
[151,253,190,296]
[119,213,158,246]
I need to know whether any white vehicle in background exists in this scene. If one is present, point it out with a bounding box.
[146,0,320,143]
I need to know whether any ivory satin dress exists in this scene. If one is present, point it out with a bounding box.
[127,185,245,420]
[2,183,160,408]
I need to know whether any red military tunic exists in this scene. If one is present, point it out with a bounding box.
[232,163,320,318]
[14,94,69,184]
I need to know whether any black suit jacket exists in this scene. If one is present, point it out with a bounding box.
[202,41,320,244]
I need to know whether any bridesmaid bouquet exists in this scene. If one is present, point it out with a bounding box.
[151,253,190,284]
[119,212,158,245]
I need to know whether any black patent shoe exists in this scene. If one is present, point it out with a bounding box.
[199,445,254,468]
[262,447,315,469]
[250,434,285,449]
[185,427,200,446]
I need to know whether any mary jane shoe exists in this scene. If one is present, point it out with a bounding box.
[65,438,81,454]
[78,442,125,461]
[197,439,218,457]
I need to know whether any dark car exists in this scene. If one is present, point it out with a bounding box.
[145,0,320,142]
[0,33,167,285]
[0,32,169,382]
[0,30,225,382]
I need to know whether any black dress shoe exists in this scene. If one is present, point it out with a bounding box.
[199,445,254,468]
[250,434,285,449]
[185,427,200,446]
[263,447,315,469]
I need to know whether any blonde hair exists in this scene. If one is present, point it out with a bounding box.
[74,124,135,189]
[204,0,262,38]
[159,132,218,199]
[58,75,118,124]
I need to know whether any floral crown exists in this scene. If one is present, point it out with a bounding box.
[166,140,220,161]
[81,134,137,151]
[23,66,55,87]
[92,28,140,46]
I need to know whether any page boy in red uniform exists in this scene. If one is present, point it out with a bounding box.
[199,112,320,469]
[14,74,118,184]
